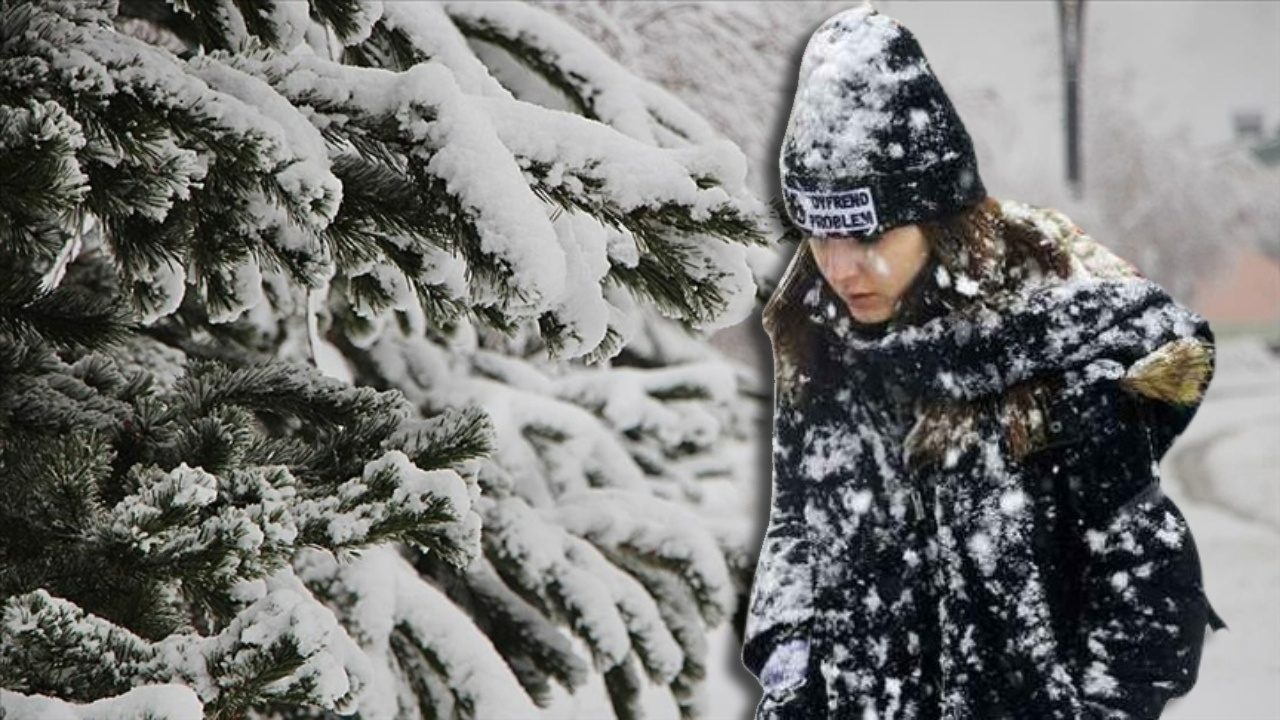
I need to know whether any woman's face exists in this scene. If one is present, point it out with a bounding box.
[808,224,930,324]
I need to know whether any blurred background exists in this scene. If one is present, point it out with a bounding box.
[545,2,1280,718]
[549,0,1280,338]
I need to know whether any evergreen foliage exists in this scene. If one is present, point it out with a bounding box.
[0,1,766,718]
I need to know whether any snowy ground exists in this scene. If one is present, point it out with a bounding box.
[546,334,1280,719]
[1162,335,1280,720]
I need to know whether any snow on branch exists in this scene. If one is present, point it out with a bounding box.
[361,2,512,98]
[457,373,649,500]
[562,533,684,685]
[443,1,721,147]
[0,685,203,720]
[480,496,631,672]
[222,49,568,320]
[0,584,369,717]
[478,92,758,233]
[605,549,713,720]
[2,2,771,717]
[2,2,341,323]
[555,489,734,627]
[158,572,371,716]
[450,554,592,703]
[5,1,763,356]
[556,362,737,451]
[354,316,757,713]
[293,546,540,720]
[294,450,482,566]
[0,344,493,717]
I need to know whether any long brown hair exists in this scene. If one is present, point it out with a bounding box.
[764,197,1072,408]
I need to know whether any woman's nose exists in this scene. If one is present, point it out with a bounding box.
[827,244,870,279]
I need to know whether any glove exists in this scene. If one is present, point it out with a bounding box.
[760,637,810,694]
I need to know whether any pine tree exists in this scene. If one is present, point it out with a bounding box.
[0,1,767,719]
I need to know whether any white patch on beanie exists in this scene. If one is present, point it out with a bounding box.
[786,8,927,178]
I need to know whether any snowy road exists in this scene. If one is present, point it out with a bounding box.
[1164,337,1280,720]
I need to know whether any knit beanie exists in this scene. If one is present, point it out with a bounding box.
[780,6,985,239]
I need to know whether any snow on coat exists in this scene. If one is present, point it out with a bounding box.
[743,202,1222,719]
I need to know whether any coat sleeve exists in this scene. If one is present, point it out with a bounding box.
[1063,379,1222,718]
[741,390,815,684]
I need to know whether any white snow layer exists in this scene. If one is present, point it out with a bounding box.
[555,489,735,624]
[547,210,613,358]
[42,0,760,340]
[563,533,685,683]
[134,258,187,326]
[379,2,513,99]
[299,546,540,720]
[0,685,203,720]
[786,7,930,178]
[294,449,481,559]
[149,575,372,712]
[446,373,651,502]
[268,53,569,315]
[443,1,722,147]
[187,55,342,230]
[480,95,751,217]
[484,497,634,669]
[554,362,736,450]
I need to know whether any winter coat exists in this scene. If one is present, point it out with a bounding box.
[743,204,1223,720]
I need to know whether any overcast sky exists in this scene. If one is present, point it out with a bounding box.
[877,0,1280,150]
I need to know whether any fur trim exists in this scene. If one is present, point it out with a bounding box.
[905,399,981,471]
[905,381,1053,470]
[1120,338,1214,407]
[999,382,1051,459]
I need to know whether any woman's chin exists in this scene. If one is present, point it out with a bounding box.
[845,300,891,324]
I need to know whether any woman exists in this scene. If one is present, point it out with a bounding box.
[742,7,1223,719]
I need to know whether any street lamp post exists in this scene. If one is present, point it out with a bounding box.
[1058,0,1086,198]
